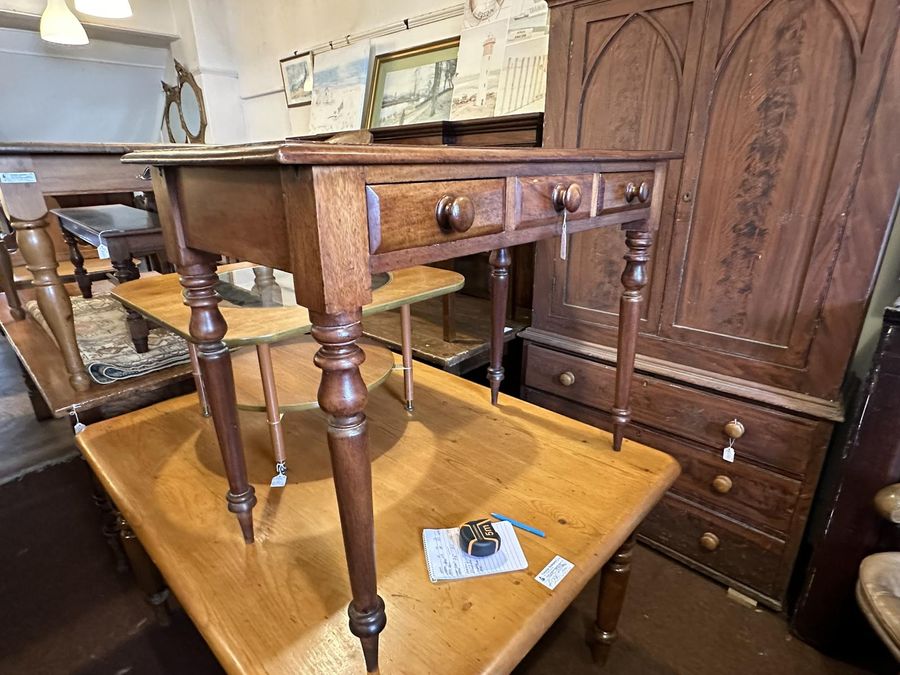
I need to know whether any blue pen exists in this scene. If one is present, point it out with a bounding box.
[491,512,546,538]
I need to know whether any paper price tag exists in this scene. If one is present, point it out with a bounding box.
[270,473,287,488]
[73,422,87,434]
[722,446,735,463]
[0,172,36,184]
[535,555,575,591]
[96,244,110,260]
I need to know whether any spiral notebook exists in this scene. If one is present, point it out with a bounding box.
[422,520,528,583]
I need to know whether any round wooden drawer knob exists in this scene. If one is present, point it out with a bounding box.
[724,419,745,440]
[699,532,720,551]
[558,371,576,387]
[435,195,475,233]
[625,181,650,204]
[552,183,583,213]
[711,475,733,494]
[874,483,900,523]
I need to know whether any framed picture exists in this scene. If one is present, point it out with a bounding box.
[309,40,372,134]
[364,37,460,129]
[280,51,313,107]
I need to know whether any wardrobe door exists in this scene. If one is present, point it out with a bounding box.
[534,0,706,341]
[659,0,899,395]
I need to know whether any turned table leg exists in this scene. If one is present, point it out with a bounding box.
[0,237,25,320]
[399,304,414,412]
[180,255,256,543]
[12,217,90,391]
[60,229,92,298]
[487,248,511,406]
[442,293,456,343]
[110,255,150,354]
[311,309,385,673]
[591,533,636,665]
[612,230,652,451]
[256,342,287,475]
[118,514,172,625]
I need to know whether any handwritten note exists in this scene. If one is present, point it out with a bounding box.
[423,520,527,583]
[535,555,575,590]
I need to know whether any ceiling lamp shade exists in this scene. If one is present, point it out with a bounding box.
[40,0,89,46]
[74,0,133,18]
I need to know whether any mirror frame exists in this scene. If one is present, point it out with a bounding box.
[161,59,208,144]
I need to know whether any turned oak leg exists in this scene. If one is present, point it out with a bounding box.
[399,304,414,412]
[591,533,636,665]
[612,230,652,451]
[256,343,287,472]
[60,229,92,299]
[118,515,172,626]
[487,248,511,406]
[311,309,385,673]
[87,469,129,574]
[111,256,150,354]
[18,358,52,421]
[180,257,256,543]
[12,217,89,391]
[0,238,25,320]
[188,342,211,417]
[252,266,283,307]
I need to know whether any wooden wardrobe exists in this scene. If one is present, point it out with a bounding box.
[522,0,900,609]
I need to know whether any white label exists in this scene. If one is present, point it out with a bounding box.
[96,244,110,260]
[535,555,575,590]
[0,172,37,184]
[73,422,87,435]
[722,446,735,463]
[270,473,287,488]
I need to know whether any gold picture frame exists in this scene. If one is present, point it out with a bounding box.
[364,37,460,129]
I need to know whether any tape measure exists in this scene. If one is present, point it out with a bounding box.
[459,519,501,557]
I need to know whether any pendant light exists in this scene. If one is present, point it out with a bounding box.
[74,0,133,19]
[40,0,89,46]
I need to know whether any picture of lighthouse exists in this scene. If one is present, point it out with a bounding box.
[450,18,509,120]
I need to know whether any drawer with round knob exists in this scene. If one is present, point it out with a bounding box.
[523,343,829,477]
[365,178,505,254]
[600,171,654,213]
[639,492,787,600]
[513,173,595,229]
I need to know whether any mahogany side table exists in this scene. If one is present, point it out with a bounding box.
[123,140,677,672]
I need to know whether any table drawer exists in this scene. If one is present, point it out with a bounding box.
[513,174,594,229]
[524,344,821,476]
[627,425,801,535]
[640,493,786,598]
[600,171,654,212]
[366,179,505,254]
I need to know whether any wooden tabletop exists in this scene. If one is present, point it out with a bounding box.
[77,363,679,674]
[112,264,464,346]
[0,286,192,417]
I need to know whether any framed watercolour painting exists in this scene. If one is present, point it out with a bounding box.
[364,38,459,129]
[309,40,372,134]
[280,52,313,108]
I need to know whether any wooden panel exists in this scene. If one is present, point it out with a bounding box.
[523,343,825,476]
[30,154,150,195]
[535,0,703,335]
[177,166,291,271]
[640,492,786,598]
[76,365,680,675]
[366,179,505,254]
[662,0,871,366]
[513,173,595,230]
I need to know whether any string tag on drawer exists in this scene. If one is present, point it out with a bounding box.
[722,439,735,463]
[559,210,568,261]
[69,406,86,435]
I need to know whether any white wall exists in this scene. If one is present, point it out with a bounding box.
[226,0,463,140]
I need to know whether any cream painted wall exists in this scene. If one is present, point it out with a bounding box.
[226,0,463,140]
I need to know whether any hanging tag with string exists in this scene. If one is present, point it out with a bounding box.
[559,209,568,261]
[722,437,735,463]
[70,406,86,434]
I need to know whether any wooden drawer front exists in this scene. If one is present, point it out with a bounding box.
[524,344,820,475]
[640,494,786,598]
[513,174,594,229]
[627,426,800,535]
[600,171,654,212]
[366,179,505,254]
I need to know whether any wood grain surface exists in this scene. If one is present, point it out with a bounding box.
[112,264,464,345]
[232,337,396,412]
[77,363,679,675]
